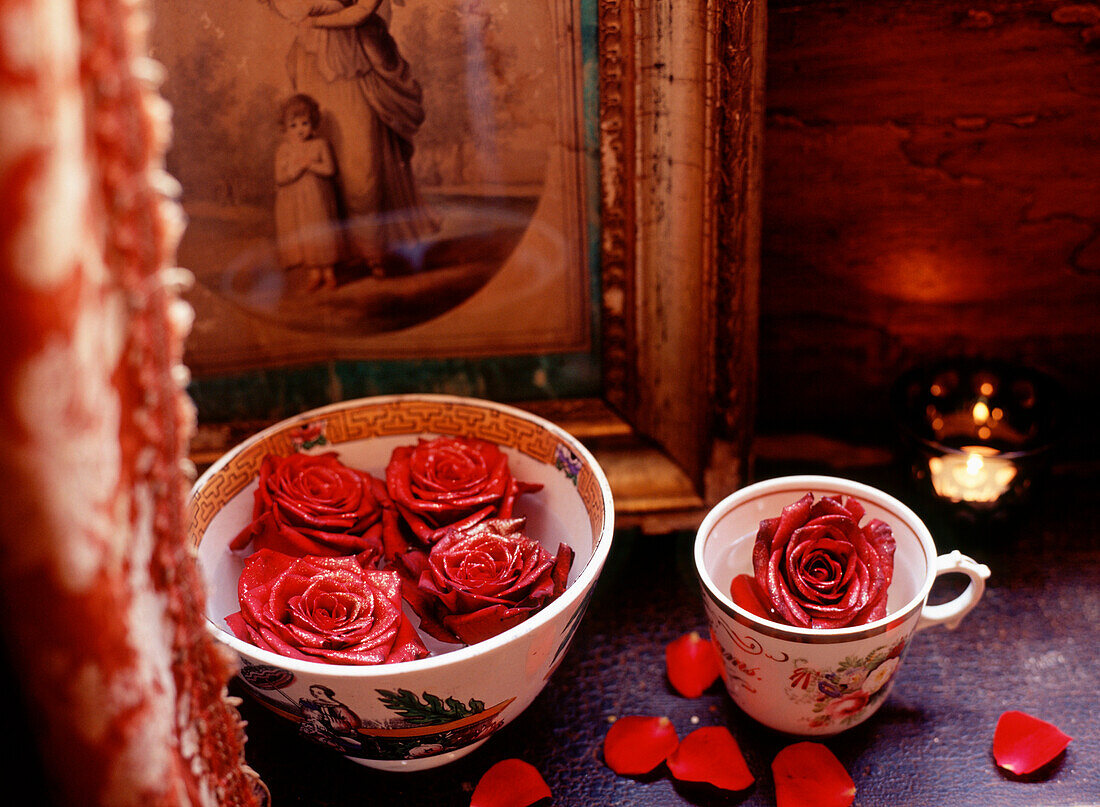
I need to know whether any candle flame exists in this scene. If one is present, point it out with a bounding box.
[972,401,990,424]
[928,444,1018,503]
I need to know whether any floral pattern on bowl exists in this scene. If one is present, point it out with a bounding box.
[788,640,907,730]
[554,443,582,485]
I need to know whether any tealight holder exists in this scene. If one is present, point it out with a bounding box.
[891,359,1062,519]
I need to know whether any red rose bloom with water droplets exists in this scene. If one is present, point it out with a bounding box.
[399,517,573,645]
[225,549,428,665]
[752,493,895,629]
[385,435,541,545]
[229,452,390,562]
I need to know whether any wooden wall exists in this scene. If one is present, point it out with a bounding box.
[758,0,1100,459]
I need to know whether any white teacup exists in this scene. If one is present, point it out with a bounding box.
[694,475,990,736]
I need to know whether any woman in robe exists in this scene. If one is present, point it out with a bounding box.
[266,0,439,273]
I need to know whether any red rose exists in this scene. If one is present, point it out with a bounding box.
[225,549,428,665]
[825,689,871,720]
[399,518,573,645]
[229,452,393,562]
[385,436,541,545]
[752,493,895,629]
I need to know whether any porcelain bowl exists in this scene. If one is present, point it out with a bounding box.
[189,394,614,771]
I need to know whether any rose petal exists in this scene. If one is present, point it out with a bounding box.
[993,710,1072,775]
[665,631,721,698]
[550,543,574,595]
[666,726,754,791]
[603,716,680,775]
[470,759,551,807]
[442,603,532,645]
[838,495,865,523]
[730,573,775,620]
[772,742,855,807]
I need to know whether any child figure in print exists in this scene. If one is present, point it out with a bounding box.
[274,93,344,290]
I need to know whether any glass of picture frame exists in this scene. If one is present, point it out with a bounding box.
[152,0,765,531]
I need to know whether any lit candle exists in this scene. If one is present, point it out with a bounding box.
[893,359,1061,514]
[928,445,1017,503]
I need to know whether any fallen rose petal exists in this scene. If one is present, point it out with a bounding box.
[665,631,722,698]
[470,758,551,807]
[666,726,754,791]
[730,573,775,620]
[993,710,1072,775]
[603,715,680,775]
[772,742,855,807]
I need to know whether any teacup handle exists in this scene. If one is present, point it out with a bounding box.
[916,550,991,631]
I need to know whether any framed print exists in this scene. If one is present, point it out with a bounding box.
[157,0,764,530]
[152,0,593,369]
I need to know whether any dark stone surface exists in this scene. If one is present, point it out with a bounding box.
[236,465,1100,806]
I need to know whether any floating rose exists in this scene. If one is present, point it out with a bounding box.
[665,631,722,698]
[772,742,855,807]
[470,758,551,807]
[226,549,428,665]
[752,493,895,629]
[666,726,754,792]
[385,436,541,545]
[993,710,1072,775]
[602,716,680,776]
[400,517,573,645]
[229,452,391,562]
